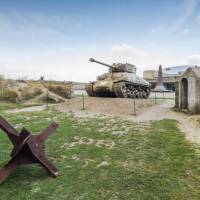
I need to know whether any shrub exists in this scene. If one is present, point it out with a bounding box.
[0,88,19,103]
[48,85,71,99]
[21,87,43,100]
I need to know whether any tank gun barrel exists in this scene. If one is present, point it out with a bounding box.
[89,58,114,69]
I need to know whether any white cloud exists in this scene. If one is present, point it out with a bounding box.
[111,44,147,56]
[187,54,200,65]
[96,44,184,77]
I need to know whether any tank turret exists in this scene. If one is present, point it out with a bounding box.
[89,58,136,73]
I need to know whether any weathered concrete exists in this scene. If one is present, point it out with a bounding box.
[176,67,200,114]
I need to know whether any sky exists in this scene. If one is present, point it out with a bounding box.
[0,0,200,82]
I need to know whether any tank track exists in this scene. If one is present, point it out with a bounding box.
[113,82,150,99]
[85,83,95,97]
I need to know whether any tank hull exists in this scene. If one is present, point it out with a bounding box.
[86,80,151,99]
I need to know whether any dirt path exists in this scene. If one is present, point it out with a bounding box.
[5,104,56,113]
[129,101,200,144]
[5,105,47,113]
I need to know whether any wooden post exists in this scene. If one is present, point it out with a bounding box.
[133,99,136,116]
[155,92,157,104]
[82,92,85,110]
[46,90,49,107]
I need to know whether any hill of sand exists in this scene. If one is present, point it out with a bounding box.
[0,80,72,104]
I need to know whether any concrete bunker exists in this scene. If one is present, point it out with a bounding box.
[175,67,200,114]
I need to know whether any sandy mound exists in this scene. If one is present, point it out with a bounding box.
[55,96,157,117]
[0,80,71,104]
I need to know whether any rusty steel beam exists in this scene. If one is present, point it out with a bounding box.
[0,115,59,184]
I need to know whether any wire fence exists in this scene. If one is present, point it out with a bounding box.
[57,89,176,118]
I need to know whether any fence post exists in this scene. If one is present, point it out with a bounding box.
[82,92,85,110]
[133,98,136,116]
[155,92,157,104]
[46,90,49,107]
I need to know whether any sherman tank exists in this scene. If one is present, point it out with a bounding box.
[86,58,151,98]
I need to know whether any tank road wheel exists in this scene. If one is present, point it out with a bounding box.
[121,84,128,98]
[113,83,151,99]
[127,90,132,98]
[113,82,128,98]
[142,91,147,98]
[85,83,95,97]
[132,91,136,99]
[130,91,136,98]
[145,88,151,98]
[134,90,139,98]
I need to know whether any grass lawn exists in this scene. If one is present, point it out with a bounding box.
[0,108,200,199]
[0,102,43,112]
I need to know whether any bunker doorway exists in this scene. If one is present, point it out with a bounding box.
[181,78,188,109]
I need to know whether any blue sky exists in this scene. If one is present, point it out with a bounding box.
[0,0,200,81]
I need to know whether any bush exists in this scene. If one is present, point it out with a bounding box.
[48,85,71,98]
[21,87,43,100]
[0,88,19,103]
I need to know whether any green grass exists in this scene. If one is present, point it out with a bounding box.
[0,110,200,199]
[0,102,26,112]
[0,102,43,112]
